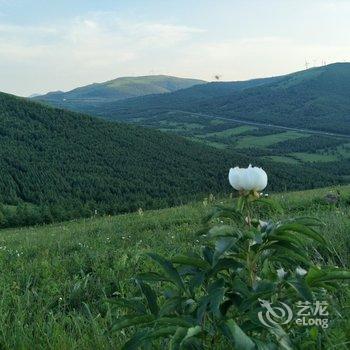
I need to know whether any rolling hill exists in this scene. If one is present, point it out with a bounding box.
[32,75,206,110]
[0,91,342,226]
[0,185,348,348]
[50,63,350,135]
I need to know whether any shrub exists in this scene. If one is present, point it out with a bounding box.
[112,190,350,349]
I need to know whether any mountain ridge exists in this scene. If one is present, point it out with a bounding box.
[32,75,206,107]
[0,91,340,218]
[85,63,350,135]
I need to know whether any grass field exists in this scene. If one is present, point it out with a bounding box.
[186,137,227,149]
[198,125,257,138]
[144,119,350,171]
[0,185,349,349]
[267,155,300,164]
[234,131,308,148]
[291,152,340,162]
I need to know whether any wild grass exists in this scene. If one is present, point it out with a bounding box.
[267,155,301,164]
[235,131,308,148]
[198,125,257,138]
[0,186,348,349]
[291,152,340,162]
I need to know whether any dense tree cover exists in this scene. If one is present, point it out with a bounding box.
[0,92,343,226]
[59,63,350,135]
[0,202,92,228]
[270,135,346,153]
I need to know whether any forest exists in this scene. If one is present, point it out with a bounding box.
[63,63,350,135]
[0,92,343,227]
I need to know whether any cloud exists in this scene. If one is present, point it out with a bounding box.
[0,10,349,96]
[167,36,350,82]
[0,12,205,95]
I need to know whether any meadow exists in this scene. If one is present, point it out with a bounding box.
[145,116,350,173]
[0,185,349,349]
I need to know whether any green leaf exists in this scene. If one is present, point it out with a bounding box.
[213,237,237,265]
[147,253,186,292]
[254,339,278,350]
[196,296,209,324]
[288,277,313,301]
[273,222,326,245]
[159,297,184,316]
[209,257,244,276]
[253,280,276,294]
[268,233,304,247]
[112,314,155,332]
[156,316,194,328]
[123,327,179,350]
[202,246,214,265]
[184,325,201,339]
[273,217,327,245]
[289,217,324,227]
[270,247,310,265]
[222,319,255,350]
[170,327,188,350]
[207,225,241,239]
[171,255,210,270]
[137,281,159,316]
[136,272,171,283]
[142,326,178,341]
[122,330,148,350]
[207,279,225,318]
[236,197,246,213]
[268,325,293,350]
[232,275,251,298]
[256,197,283,213]
[169,326,202,350]
[306,266,350,285]
[204,205,243,223]
[110,298,147,314]
[188,272,205,294]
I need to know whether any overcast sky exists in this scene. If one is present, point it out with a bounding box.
[1,0,350,96]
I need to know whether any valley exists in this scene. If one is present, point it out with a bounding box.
[33,64,350,187]
[3,91,342,228]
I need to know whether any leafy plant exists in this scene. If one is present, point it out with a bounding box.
[113,189,350,349]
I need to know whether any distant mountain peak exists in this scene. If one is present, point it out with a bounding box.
[32,75,206,105]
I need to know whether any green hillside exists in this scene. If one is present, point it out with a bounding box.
[78,63,350,135]
[45,63,350,185]
[32,75,206,109]
[31,65,350,177]
[0,91,244,212]
[2,91,344,227]
[0,185,348,348]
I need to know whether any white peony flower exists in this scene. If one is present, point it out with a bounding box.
[277,267,287,279]
[296,266,308,276]
[228,164,268,191]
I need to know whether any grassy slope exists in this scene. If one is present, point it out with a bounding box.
[0,92,253,208]
[33,75,206,106]
[234,131,308,148]
[78,63,350,135]
[0,185,349,349]
[1,91,344,216]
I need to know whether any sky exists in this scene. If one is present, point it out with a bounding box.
[1,0,350,96]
